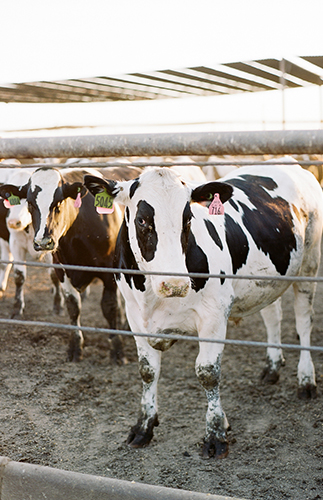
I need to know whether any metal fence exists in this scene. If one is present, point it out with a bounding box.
[1,129,323,355]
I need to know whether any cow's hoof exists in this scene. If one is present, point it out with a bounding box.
[110,351,128,366]
[297,384,317,400]
[201,437,229,459]
[127,415,159,448]
[67,346,83,362]
[260,366,280,385]
[109,335,128,365]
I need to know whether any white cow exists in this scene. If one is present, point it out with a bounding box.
[84,162,323,459]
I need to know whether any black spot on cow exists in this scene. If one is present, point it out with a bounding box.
[114,219,146,292]
[220,270,226,285]
[204,219,223,250]
[181,202,193,253]
[226,174,296,275]
[129,179,140,199]
[185,232,209,292]
[228,198,239,212]
[135,200,158,262]
[224,214,249,274]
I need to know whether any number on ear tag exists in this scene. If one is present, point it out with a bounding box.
[209,193,224,215]
[94,190,114,214]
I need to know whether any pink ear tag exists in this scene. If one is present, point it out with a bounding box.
[74,192,82,208]
[209,193,224,215]
[3,199,13,209]
[94,190,114,214]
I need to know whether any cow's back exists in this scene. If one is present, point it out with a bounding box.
[214,163,323,318]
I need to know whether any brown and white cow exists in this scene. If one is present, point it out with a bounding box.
[0,165,142,363]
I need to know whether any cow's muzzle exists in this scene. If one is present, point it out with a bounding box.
[156,278,190,298]
[33,237,55,251]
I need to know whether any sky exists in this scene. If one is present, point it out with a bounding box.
[2,0,323,84]
[1,0,323,135]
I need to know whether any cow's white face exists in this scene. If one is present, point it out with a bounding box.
[4,170,33,231]
[23,168,86,252]
[123,168,192,298]
[27,169,66,251]
[6,200,32,231]
[84,167,233,299]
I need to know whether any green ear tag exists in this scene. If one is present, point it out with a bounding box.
[8,193,21,206]
[94,189,114,214]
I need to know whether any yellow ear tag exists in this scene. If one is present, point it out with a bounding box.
[94,189,114,214]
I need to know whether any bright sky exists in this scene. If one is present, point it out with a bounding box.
[1,0,323,135]
[2,0,323,84]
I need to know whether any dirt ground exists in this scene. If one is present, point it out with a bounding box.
[0,255,322,500]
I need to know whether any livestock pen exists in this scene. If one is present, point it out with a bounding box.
[0,130,322,500]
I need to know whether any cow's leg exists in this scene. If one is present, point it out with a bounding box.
[101,279,127,365]
[260,298,285,384]
[195,322,229,459]
[9,235,27,318]
[0,238,12,297]
[49,268,64,315]
[11,263,26,318]
[127,335,161,448]
[60,277,83,362]
[293,281,317,399]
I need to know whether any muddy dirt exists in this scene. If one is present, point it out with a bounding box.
[0,256,322,500]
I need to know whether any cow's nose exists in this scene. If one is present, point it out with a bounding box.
[33,237,55,251]
[158,279,190,298]
[7,219,21,229]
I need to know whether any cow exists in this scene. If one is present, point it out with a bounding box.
[84,160,323,459]
[0,168,64,316]
[0,165,142,363]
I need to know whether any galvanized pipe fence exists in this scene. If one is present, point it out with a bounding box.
[1,258,323,353]
[1,129,323,158]
[1,129,323,354]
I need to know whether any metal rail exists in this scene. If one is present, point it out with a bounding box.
[0,456,245,500]
[0,318,322,353]
[1,129,323,158]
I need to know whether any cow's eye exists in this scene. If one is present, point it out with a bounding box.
[137,217,146,227]
[55,204,60,214]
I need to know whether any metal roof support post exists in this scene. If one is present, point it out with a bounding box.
[280,58,286,130]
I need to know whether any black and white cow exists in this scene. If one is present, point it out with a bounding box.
[0,168,63,316]
[0,165,142,363]
[84,161,323,458]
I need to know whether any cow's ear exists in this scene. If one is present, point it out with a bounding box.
[191,181,233,204]
[83,175,119,197]
[0,183,29,200]
[63,181,87,200]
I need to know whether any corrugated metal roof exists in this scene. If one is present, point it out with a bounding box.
[1,55,322,103]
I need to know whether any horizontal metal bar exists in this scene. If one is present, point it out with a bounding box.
[0,318,322,352]
[1,259,323,282]
[2,159,323,169]
[1,130,323,158]
[0,456,243,500]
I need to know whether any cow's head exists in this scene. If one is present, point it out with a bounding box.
[84,167,233,299]
[0,167,87,252]
[2,170,33,232]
